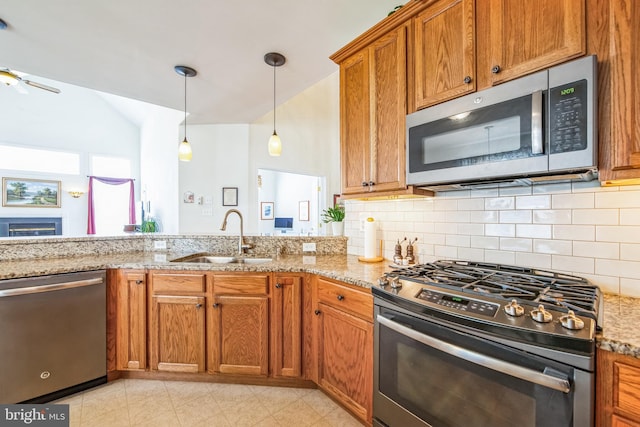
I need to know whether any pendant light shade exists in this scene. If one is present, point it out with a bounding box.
[264,52,286,157]
[175,65,197,162]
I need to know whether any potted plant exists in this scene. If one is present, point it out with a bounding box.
[321,205,345,236]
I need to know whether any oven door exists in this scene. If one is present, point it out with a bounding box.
[374,305,593,427]
[406,69,548,186]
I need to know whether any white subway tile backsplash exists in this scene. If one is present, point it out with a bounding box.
[533,210,572,224]
[552,255,594,275]
[344,183,640,296]
[573,241,619,260]
[552,193,594,209]
[553,225,595,241]
[516,195,551,210]
[533,239,572,255]
[485,197,515,210]
[500,210,532,223]
[499,237,532,252]
[516,224,552,239]
[572,209,619,225]
[485,223,515,237]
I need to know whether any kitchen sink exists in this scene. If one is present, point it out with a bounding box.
[170,254,272,264]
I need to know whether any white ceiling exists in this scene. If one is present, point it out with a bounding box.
[0,1,405,124]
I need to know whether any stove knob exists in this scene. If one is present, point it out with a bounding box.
[504,299,524,317]
[378,276,389,287]
[530,305,553,323]
[559,310,585,330]
[389,277,402,289]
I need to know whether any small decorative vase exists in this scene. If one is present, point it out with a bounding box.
[332,221,344,236]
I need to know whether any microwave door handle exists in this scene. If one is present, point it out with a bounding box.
[531,90,543,154]
[377,314,571,393]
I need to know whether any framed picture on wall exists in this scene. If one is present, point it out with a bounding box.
[260,202,274,220]
[2,177,61,208]
[222,187,238,206]
[299,200,309,221]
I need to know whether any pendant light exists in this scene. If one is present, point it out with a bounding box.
[174,65,197,162]
[264,52,286,156]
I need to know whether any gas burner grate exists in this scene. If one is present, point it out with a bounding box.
[388,260,601,319]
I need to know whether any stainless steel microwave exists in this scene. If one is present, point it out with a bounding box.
[406,55,597,190]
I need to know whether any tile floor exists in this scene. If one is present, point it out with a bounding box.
[54,379,363,427]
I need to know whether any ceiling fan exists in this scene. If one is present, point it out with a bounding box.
[0,68,61,94]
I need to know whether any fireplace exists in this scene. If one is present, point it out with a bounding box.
[0,217,62,237]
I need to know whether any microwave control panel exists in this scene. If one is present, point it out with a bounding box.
[549,79,588,154]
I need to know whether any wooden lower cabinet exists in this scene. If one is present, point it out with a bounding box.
[208,274,270,376]
[115,269,147,370]
[148,271,207,373]
[315,278,374,424]
[597,348,640,426]
[271,274,303,378]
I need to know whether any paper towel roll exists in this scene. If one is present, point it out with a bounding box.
[364,217,377,259]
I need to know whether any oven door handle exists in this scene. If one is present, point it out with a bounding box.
[377,314,571,394]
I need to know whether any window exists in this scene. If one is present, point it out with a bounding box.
[0,144,80,175]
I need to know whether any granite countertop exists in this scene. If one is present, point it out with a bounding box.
[1,251,638,358]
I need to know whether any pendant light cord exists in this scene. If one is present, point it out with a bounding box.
[272,63,277,133]
[184,73,188,140]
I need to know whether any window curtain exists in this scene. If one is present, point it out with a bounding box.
[87,176,136,235]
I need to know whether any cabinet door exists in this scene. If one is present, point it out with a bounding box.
[317,303,373,424]
[340,50,371,194]
[590,0,640,183]
[116,270,146,370]
[413,0,475,110]
[612,415,640,427]
[369,25,408,192]
[271,275,302,378]
[150,295,205,373]
[208,295,269,376]
[484,0,585,85]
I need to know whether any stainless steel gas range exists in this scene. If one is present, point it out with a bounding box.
[372,260,602,427]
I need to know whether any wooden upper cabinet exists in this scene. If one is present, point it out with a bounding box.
[480,0,586,86]
[339,25,408,195]
[413,0,476,110]
[588,0,640,183]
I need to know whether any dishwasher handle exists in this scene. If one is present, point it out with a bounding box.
[0,277,104,298]
[377,314,571,394]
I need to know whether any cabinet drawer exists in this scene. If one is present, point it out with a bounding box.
[152,273,207,294]
[317,279,373,321]
[615,361,640,416]
[213,274,269,295]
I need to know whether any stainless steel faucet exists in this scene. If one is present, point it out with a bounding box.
[220,209,253,255]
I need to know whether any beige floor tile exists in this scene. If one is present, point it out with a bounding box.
[164,380,213,407]
[316,410,363,427]
[218,395,272,426]
[301,390,343,417]
[271,399,323,427]
[174,393,229,427]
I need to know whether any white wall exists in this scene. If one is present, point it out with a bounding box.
[345,181,640,297]
[0,78,141,236]
[178,124,251,234]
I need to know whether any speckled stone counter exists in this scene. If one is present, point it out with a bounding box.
[597,293,640,359]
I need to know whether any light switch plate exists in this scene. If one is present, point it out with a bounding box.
[153,240,167,250]
[302,242,316,252]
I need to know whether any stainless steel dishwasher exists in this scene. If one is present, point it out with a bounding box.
[0,270,107,403]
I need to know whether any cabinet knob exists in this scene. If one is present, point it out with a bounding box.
[362,181,369,187]
[135,280,143,284]
[491,65,501,74]
[195,303,202,309]
[337,295,345,301]
[275,283,282,289]
[212,303,220,308]
[369,181,375,187]
[314,309,321,315]
[463,76,472,84]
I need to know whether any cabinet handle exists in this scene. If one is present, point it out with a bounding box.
[275,283,282,289]
[368,181,375,187]
[212,303,220,308]
[196,303,202,309]
[337,295,345,301]
[362,182,369,187]
[135,280,143,285]
[314,309,321,315]
[491,65,501,74]
[463,76,472,84]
